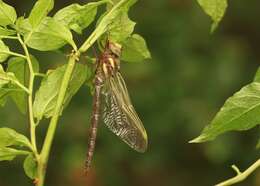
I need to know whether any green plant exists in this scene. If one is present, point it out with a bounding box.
[0,0,150,185]
[192,0,260,186]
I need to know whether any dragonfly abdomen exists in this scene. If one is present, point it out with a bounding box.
[85,83,102,173]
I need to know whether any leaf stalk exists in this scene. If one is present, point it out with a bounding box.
[215,159,260,186]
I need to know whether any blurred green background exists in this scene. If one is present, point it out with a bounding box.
[0,0,260,186]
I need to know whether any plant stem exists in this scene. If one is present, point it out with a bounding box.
[0,77,29,94]
[17,34,38,155]
[215,159,260,186]
[34,72,46,78]
[12,79,30,94]
[0,36,18,40]
[1,50,26,59]
[37,54,78,186]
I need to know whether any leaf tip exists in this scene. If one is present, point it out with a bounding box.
[189,135,206,143]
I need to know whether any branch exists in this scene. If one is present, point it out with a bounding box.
[0,36,18,40]
[0,77,29,94]
[37,54,78,186]
[215,159,260,186]
[11,79,30,94]
[0,50,26,59]
[17,34,38,155]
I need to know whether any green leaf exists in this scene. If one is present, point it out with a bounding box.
[0,147,29,161]
[54,1,108,34]
[99,0,135,43]
[0,88,10,106]
[80,0,137,53]
[254,67,260,83]
[105,12,135,43]
[0,65,19,88]
[0,65,9,86]
[18,17,75,51]
[197,0,228,32]
[0,39,10,62]
[7,56,39,114]
[0,61,35,109]
[29,0,54,28]
[100,0,137,26]
[190,82,260,143]
[23,154,37,179]
[33,63,89,120]
[0,0,17,26]
[121,34,151,62]
[0,26,16,36]
[0,128,32,149]
[16,16,28,35]
[0,65,25,89]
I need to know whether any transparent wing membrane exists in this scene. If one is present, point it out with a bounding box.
[102,72,148,152]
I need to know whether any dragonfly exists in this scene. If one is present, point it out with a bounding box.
[85,40,148,172]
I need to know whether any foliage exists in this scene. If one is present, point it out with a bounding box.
[197,0,228,32]
[33,63,89,120]
[192,0,260,185]
[0,0,150,185]
[190,73,260,144]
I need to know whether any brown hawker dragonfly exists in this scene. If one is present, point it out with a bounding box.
[85,41,148,172]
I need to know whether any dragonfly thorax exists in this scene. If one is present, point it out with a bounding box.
[102,56,119,77]
[95,41,122,84]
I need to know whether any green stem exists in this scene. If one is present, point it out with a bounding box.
[79,29,97,53]
[0,88,26,92]
[0,35,18,40]
[34,72,46,78]
[37,54,78,186]
[12,79,30,94]
[1,50,26,59]
[17,34,38,155]
[215,159,260,186]
[0,77,29,94]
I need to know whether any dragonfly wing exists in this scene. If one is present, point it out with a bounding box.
[102,72,148,152]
